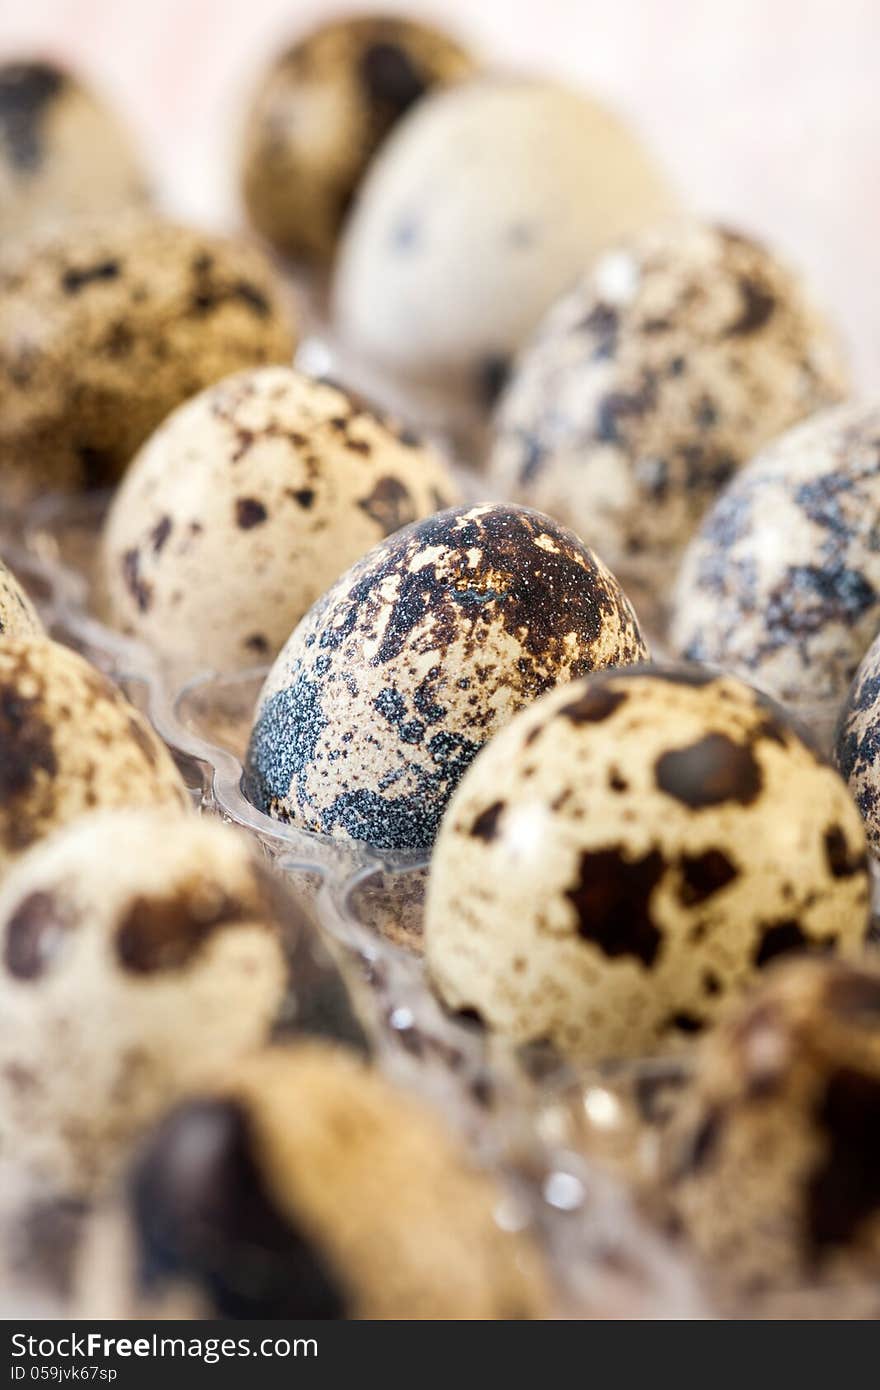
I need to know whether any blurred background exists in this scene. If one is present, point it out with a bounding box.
[1,0,877,385]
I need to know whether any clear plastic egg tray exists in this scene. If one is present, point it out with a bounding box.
[0,353,870,1321]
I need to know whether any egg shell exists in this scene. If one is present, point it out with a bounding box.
[0,637,189,873]
[489,223,849,601]
[424,665,870,1063]
[0,218,297,508]
[240,15,475,264]
[0,809,291,1195]
[0,557,42,641]
[834,629,880,855]
[333,76,678,409]
[673,401,880,716]
[99,366,461,683]
[0,61,148,243]
[75,1043,552,1318]
[661,956,880,1297]
[245,503,647,853]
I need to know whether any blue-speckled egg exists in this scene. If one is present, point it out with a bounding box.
[244,502,647,851]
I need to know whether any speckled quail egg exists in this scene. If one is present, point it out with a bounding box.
[834,629,880,855]
[0,809,292,1196]
[0,636,189,873]
[244,503,647,852]
[660,955,880,1299]
[489,223,849,608]
[333,76,678,416]
[424,665,870,1064]
[0,60,148,243]
[0,217,297,508]
[75,1043,552,1318]
[240,15,475,266]
[99,366,460,683]
[672,401,880,730]
[0,557,42,641]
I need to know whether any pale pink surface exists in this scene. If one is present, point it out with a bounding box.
[2,1,878,386]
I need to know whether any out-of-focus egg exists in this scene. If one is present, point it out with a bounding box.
[490,224,849,606]
[75,1044,552,1318]
[425,665,870,1063]
[245,503,647,852]
[673,402,880,724]
[0,636,189,874]
[0,218,297,508]
[333,76,678,418]
[99,367,460,682]
[0,60,148,242]
[660,956,880,1299]
[240,15,476,265]
[0,810,290,1195]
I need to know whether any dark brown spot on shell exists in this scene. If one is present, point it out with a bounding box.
[150,516,172,553]
[61,259,120,295]
[115,887,270,974]
[470,800,505,842]
[655,733,762,809]
[753,919,809,967]
[566,845,665,967]
[560,684,627,724]
[129,1098,346,1317]
[0,683,57,837]
[0,61,64,171]
[805,1068,880,1257]
[121,549,152,613]
[357,477,416,536]
[824,824,867,879]
[4,891,73,980]
[678,848,738,906]
[726,276,776,336]
[359,40,427,115]
[235,498,268,529]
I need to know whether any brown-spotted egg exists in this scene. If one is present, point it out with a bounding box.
[489,224,849,605]
[240,15,476,265]
[424,665,870,1063]
[0,217,297,507]
[0,810,290,1195]
[99,367,460,682]
[660,955,880,1299]
[0,637,189,874]
[245,503,647,851]
[76,1044,551,1318]
[0,60,148,242]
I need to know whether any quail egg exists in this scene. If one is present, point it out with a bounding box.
[0,809,293,1195]
[673,401,880,729]
[99,366,460,682]
[240,15,476,265]
[244,503,647,852]
[0,59,148,242]
[0,217,297,508]
[489,223,849,607]
[660,956,880,1300]
[834,629,880,855]
[76,1043,552,1318]
[424,665,870,1063]
[0,557,42,641]
[333,76,678,417]
[0,636,189,873]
